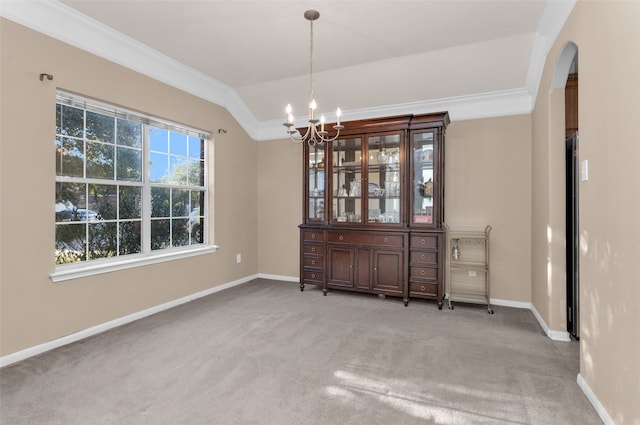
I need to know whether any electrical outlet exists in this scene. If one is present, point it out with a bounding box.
[236,253,242,264]
[468,270,477,277]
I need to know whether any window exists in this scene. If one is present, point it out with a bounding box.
[55,92,210,269]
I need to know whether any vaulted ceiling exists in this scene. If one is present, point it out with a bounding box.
[1,0,575,140]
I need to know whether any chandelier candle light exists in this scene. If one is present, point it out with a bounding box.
[284,10,343,145]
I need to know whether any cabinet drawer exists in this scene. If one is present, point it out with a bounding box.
[410,234,437,249]
[302,230,325,243]
[303,244,324,256]
[303,269,323,283]
[410,266,437,280]
[328,232,403,248]
[410,281,438,296]
[410,251,437,265]
[303,256,324,268]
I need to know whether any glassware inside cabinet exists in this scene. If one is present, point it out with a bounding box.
[367,134,401,224]
[332,137,362,223]
[307,143,325,221]
[412,131,435,225]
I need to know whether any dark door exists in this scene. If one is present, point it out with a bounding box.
[327,246,353,288]
[565,132,579,340]
[372,250,404,295]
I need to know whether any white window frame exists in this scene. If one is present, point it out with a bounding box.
[51,92,218,283]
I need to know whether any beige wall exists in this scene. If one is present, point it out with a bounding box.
[446,115,532,303]
[0,19,258,356]
[532,1,640,424]
[531,85,568,332]
[257,139,302,278]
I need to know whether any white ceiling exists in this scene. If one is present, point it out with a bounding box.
[2,0,575,140]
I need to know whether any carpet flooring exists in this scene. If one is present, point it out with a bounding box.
[0,279,601,425]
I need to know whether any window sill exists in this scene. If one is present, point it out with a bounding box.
[50,245,220,283]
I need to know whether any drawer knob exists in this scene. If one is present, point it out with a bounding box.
[311,260,316,265]
[421,238,426,244]
[311,247,316,252]
[339,235,344,241]
[421,285,426,291]
[312,233,316,239]
[421,270,426,275]
[311,273,316,279]
[421,254,426,260]
[384,237,389,243]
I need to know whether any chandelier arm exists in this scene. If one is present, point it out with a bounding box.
[319,129,342,143]
[289,125,341,144]
[288,133,305,143]
[288,124,315,144]
[286,123,307,142]
[299,124,315,142]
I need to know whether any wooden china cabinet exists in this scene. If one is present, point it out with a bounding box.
[299,112,449,308]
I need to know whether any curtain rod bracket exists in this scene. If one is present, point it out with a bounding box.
[39,73,53,81]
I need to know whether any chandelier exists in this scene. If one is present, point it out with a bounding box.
[283,10,343,146]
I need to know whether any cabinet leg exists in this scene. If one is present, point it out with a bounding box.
[438,301,443,310]
[403,298,409,307]
[323,289,327,296]
[299,283,305,292]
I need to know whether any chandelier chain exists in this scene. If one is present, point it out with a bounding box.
[309,17,314,105]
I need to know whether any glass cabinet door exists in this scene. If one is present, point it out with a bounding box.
[307,143,325,222]
[411,131,435,225]
[331,137,362,224]
[367,134,401,224]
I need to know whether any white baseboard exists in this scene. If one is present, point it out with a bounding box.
[488,299,571,341]
[257,273,299,283]
[530,303,571,341]
[432,296,570,342]
[490,298,532,309]
[0,274,260,368]
[489,298,572,342]
[577,374,616,425]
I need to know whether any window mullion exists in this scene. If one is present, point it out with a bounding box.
[203,140,209,245]
[142,125,152,254]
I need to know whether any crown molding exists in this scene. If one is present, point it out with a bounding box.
[256,88,531,141]
[1,0,572,141]
[0,0,260,136]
